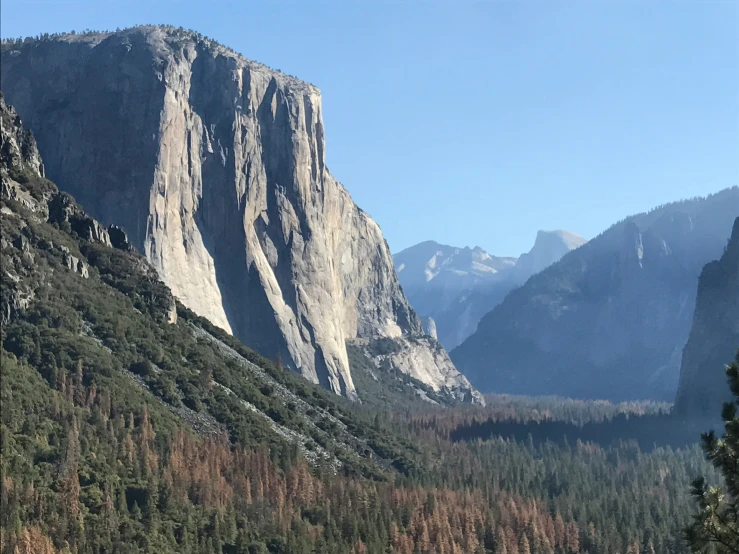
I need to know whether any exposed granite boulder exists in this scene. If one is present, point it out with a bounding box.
[12,234,29,253]
[48,192,112,246]
[108,224,136,252]
[674,218,739,417]
[64,253,90,278]
[421,317,438,340]
[0,26,480,402]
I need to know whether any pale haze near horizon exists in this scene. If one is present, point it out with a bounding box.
[2,0,737,257]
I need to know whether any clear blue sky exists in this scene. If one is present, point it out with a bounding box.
[2,1,737,256]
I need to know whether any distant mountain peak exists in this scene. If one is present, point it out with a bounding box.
[534,229,587,249]
[732,217,739,244]
[511,229,587,284]
[392,229,585,350]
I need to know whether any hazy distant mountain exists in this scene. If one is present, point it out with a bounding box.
[394,242,515,315]
[451,188,739,402]
[674,217,739,417]
[394,230,586,349]
[510,230,588,284]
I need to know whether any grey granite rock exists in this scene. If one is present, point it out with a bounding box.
[0,27,480,402]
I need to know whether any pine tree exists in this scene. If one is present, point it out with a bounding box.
[494,527,508,554]
[12,526,56,554]
[686,351,739,554]
[519,535,531,554]
[73,360,85,406]
[58,418,82,547]
[565,522,579,553]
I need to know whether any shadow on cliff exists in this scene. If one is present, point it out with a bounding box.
[187,51,291,369]
[187,51,338,392]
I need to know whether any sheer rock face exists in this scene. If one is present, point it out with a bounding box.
[674,218,739,417]
[1,92,171,324]
[0,27,479,401]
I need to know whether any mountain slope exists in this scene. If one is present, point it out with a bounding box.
[0,90,428,480]
[0,87,720,554]
[394,231,585,350]
[674,217,739,417]
[2,93,540,553]
[451,190,739,401]
[0,26,479,403]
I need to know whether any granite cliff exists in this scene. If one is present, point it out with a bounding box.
[452,190,739,402]
[1,27,481,403]
[673,217,739,417]
[0,93,443,478]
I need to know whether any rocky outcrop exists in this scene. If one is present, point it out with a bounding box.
[1,92,44,324]
[422,317,438,340]
[64,253,90,278]
[1,26,480,402]
[394,231,585,350]
[0,92,44,181]
[354,335,484,404]
[674,218,739,417]
[451,189,739,402]
[109,225,136,252]
[380,336,484,404]
[48,193,112,246]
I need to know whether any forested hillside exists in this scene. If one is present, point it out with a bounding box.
[0,90,726,554]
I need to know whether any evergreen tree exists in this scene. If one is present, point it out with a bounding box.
[686,351,739,553]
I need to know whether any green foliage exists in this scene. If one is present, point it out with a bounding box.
[0,96,729,553]
[367,337,401,356]
[686,350,739,553]
[0,183,723,553]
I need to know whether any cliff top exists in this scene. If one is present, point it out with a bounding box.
[1,24,318,94]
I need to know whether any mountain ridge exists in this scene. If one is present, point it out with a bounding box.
[393,229,586,350]
[451,187,739,401]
